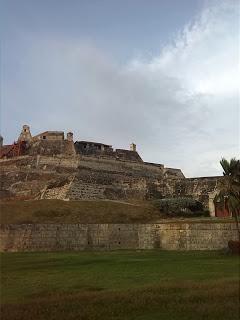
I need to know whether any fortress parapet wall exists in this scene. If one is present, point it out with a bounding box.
[0,222,237,252]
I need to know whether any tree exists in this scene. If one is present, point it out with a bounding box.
[214,158,240,241]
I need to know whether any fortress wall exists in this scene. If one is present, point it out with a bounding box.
[28,140,76,156]
[66,156,165,200]
[37,155,79,168]
[0,156,37,171]
[0,155,162,201]
[78,156,165,177]
[0,155,164,176]
[0,222,237,252]
[171,177,221,207]
[67,181,106,200]
[0,155,78,171]
[0,155,221,206]
[164,168,185,179]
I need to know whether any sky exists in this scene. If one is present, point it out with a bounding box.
[0,0,239,177]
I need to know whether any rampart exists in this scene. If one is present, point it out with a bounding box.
[0,154,221,214]
[0,222,237,251]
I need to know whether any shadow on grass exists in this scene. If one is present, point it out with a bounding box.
[1,279,239,320]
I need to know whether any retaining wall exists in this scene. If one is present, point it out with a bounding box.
[0,222,237,252]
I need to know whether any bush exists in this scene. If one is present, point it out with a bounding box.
[228,240,240,255]
[153,197,209,217]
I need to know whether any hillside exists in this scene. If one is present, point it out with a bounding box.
[0,199,162,224]
[0,199,233,224]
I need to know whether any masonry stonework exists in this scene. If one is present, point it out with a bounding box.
[0,222,237,252]
[0,153,222,212]
[0,125,224,215]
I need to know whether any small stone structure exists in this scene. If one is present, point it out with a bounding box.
[67,132,73,142]
[130,143,136,151]
[0,222,237,252]
[18,125,33,143]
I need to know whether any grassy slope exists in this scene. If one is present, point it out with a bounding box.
[1,251,239,320]
[0,199,234,224]
[0,199,161,224]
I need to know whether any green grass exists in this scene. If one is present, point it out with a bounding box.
[0,199,161,224]
[1,251,239,319]
[0,199,234,224]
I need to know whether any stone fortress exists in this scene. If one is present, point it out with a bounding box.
[0,125,226,217]
[0,125,237,252]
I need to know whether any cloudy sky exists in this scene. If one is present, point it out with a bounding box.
[1,0,239,177]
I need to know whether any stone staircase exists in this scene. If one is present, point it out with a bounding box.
[44,183,71,200]
[42,176,75,200]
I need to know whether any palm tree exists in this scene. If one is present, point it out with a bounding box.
[214,158,240,240]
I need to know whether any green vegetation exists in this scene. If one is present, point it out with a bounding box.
[0,199,233,224]
[153,197,209,217]
[1,251,239,320]
[0,199,161,224]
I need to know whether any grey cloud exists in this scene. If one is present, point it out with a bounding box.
[1,1,239,177]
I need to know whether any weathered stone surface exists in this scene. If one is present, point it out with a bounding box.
[0,222,237,252]
[0,153,221,212]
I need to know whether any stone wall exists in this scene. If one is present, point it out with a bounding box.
[68,156,165,200]
[67,181,105,200]
[0,155,165,201]
[0,155,77,200]
[0,154,221,211]
[0,222,237,252]
[28,140,76,156]
[169,177,221,213]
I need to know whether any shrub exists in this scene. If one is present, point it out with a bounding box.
[228,240,240,255]
[153,197,209,217]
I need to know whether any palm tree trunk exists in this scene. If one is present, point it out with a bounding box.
[232,210,240,242]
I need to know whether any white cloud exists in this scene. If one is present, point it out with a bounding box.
[1,0,239,177]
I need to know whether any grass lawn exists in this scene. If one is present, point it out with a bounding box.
[0,199,161,224]
[0,199,234,224]
[0,251,239,320]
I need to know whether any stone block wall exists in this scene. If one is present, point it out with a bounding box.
[0,222,237,252]
[170,177,221,209]
[28,140,76,156]
[0,154,222,211]
[67,181,105,200]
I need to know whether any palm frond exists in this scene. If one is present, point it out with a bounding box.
[220,158,230,175]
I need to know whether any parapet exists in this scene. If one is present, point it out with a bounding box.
[115,149,143,162]
[164,167,185,179]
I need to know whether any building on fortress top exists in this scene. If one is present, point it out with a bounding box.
[1,125,185,172]
[9,125,141,162]
[33,131,64,141]
[17,125,74,142]
[74,140,142,162]
[75,141,113,152]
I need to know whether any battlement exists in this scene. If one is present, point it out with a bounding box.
[1,125,144,163]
